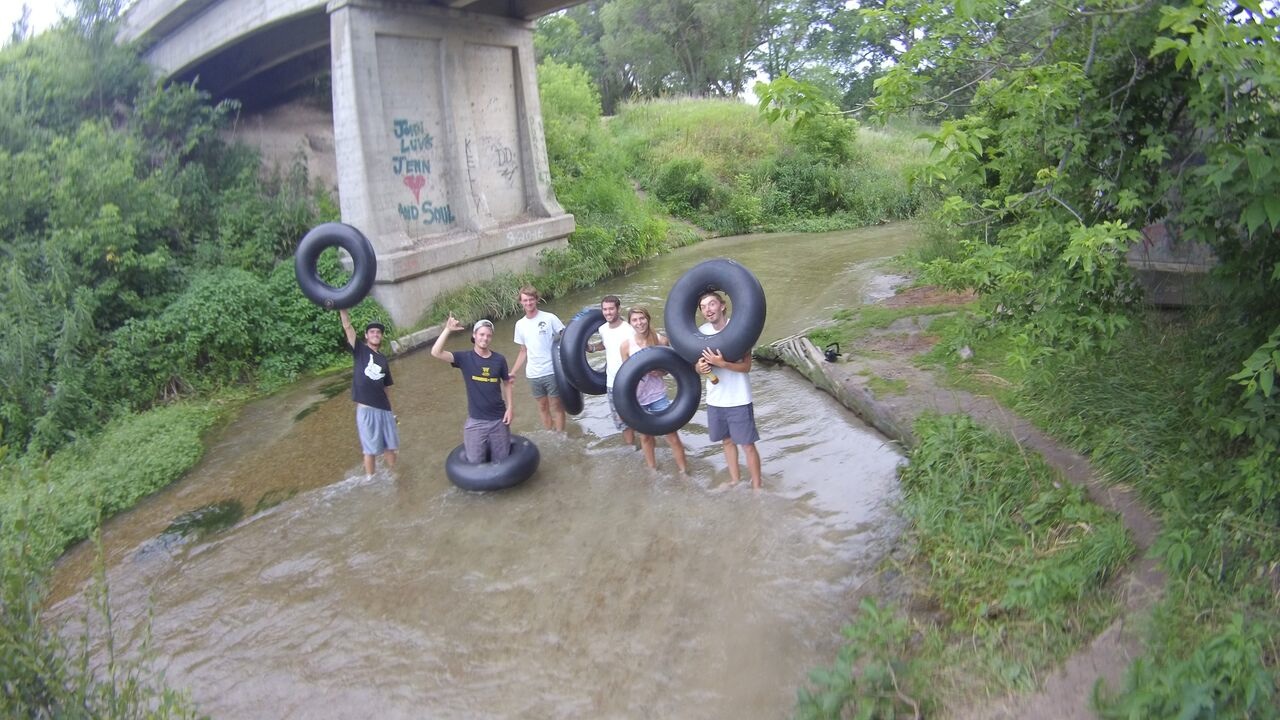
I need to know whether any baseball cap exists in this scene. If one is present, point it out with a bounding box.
[472,319,495,333]
[366,322,386,333]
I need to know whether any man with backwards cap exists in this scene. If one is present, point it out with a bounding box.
[431,314,514,463]
[339,309,398,477]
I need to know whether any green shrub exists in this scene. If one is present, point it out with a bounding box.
[652,157,717,213]
[260,253,390,386]
[1,523,200,719]
[789,113,857,164]
[766,151,849,216]
[795,599,927,719]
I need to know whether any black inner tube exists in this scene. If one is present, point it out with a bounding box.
[444,435,540,492]
[294,222,378,310]
[551,334,584,415]
[559,307,607,395]
[611,346,702,437]
[663,258,767,363]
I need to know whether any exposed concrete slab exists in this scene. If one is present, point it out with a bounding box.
[1126,222,1217,307]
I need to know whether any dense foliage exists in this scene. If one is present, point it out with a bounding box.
[606,97,931,234]
[0,14,386,457]
[0,7,379,715]
[777,1,1280,714]
[533,1,912,114]
[762,0,1280,715]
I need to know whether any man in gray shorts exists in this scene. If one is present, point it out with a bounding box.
[511,285,567,431]
[431,315,514,463]
[339,308,398,477]
[695,291,763,488]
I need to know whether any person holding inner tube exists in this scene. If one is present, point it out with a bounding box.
[431,316,514,463]
[510,286,567,432]
[589,295,637,446]
[339,309,398,478]
[696,291,763,489]
[619,306,688,473]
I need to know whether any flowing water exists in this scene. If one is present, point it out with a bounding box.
[49,223,916,719]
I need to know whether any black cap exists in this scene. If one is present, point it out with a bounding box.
[366,322,386,333]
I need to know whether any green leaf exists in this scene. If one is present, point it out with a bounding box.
[1150,36,1186,57]
[1264,196,1280,230]
[1246,149,1273,180]
[1244,202,1269,234]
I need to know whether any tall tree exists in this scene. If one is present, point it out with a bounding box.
[536,3,636,114]
[599,0,769,97]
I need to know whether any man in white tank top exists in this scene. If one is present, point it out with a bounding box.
[590,295,637,446]
[695,291,762,489]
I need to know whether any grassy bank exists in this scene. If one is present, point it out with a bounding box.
[796,410,1132,718]
[797,300,1279,717]
[609,98,932,235]
[976,313,1279,717]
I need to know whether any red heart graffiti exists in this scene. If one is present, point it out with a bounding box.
[403,174,427,203]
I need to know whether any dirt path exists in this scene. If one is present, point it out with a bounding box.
[756,286,1165,719]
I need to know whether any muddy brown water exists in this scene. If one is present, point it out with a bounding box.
[49,224,915,719]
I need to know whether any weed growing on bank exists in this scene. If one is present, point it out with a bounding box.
[0,401,227,568]
[1,529,200,718]
[914,308,1280,716]
[797,414,1131,717]
[0,402,222,717]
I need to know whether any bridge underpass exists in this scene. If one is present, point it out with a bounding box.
[121,0,584,326]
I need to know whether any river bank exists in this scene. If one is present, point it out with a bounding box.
[758,284,1164,718]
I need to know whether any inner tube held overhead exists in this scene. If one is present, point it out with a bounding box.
[294,222,378,310]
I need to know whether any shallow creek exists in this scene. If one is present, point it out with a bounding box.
[49,224,916,718]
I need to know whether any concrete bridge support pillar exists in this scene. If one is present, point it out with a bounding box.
[328,0,574,327]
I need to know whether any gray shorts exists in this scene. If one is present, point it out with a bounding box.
[605,387,626,431]
[707,403,759,446]
[356,405,399,455]
[463,417,511,464]
[528,373,559,399]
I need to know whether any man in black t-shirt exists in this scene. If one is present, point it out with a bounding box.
[340,309,398,477]
[431,314,514,463]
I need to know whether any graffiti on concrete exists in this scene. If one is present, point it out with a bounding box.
[490,140,518,185]
[391,117,453,227]
[484,136,519,186]
[394,119,434,152]
[403,174,426,204]
[398,201,456,225]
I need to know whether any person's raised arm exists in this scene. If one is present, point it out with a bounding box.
[431,314,466,363]
[339,309,357,349]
